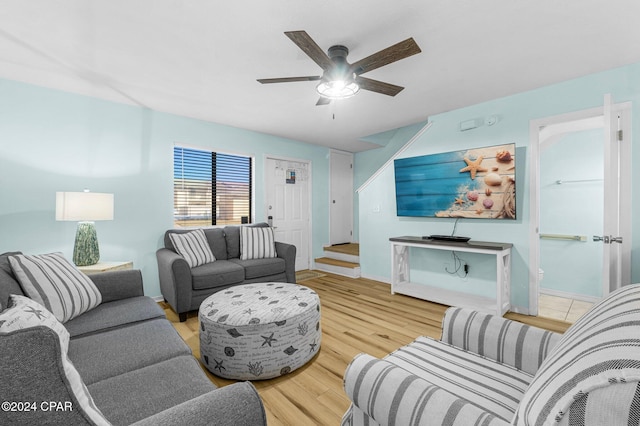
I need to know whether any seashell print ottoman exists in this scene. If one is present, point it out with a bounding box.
[199,282,322,380]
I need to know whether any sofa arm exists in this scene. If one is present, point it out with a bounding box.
[130,382,266,426]
[275,241,296,283]
[89,269,144,303]
[441,307,562,375]
[342,353,508,426]
[156,248,193,317]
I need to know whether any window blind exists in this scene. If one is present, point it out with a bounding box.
[174,147,252,227]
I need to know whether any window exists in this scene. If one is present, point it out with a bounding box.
[173,146,252,227]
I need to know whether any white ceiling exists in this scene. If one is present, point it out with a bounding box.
[1,1,639,152]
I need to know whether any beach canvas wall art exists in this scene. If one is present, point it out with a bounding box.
[394,143,516,219]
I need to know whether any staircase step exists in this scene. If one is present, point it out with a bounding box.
[324,243,360,256]
[323,243,360,263]
[314,257,361,278]
[315,257,359,269]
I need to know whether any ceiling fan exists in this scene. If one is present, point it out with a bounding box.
[257,31,421,105]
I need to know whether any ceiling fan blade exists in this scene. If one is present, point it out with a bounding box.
[350,37,421,75]
[316,97,332,106]
[356,76,404,96]
[257,76,321,84]
[285,31,333,71]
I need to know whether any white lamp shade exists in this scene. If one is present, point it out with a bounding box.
[56,192,114,221]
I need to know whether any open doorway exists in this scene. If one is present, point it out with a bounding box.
[538,117,604,321]
[329,149,354,245]
[529,98,632,320]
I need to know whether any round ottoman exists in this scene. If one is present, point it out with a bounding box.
[199,282,321,380]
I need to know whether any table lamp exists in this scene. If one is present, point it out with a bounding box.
[56,191,114,266]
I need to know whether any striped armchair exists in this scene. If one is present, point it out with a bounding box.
[341,284,640,426]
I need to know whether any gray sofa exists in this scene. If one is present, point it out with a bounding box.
[156,223,296,322]
[0,252,266,426]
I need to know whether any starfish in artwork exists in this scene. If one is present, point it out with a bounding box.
[459,155,488,180]
[454,197,465,205]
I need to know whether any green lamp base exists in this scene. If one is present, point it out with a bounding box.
[73,222,100,266]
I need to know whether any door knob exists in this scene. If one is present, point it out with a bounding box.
[593,235,623,244]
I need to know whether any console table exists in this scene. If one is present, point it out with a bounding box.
[390,236,512,315]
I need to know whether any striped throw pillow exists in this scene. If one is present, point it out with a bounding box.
[514,284,640,425]
[169,229,215,267]
[240,226,277,260]
[9,253,102,323]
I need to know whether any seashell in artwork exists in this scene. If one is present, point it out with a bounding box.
[484,172,503,186]
[496,150,512,162]
[466,190,479,201]
[483,198,494,209]
[485,188,492,196]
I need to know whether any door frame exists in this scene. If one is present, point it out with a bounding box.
[263,154,313,271]
[528,101,632,315]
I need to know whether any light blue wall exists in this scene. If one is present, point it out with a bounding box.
[356,63,640,311]
[540,128,604,298]
[0,79,330,297]
[353,121,428,241]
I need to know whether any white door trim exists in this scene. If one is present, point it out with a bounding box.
[528,101,632,315]
[263,154,313,271]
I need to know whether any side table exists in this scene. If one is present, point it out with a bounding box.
[77,261,133,275]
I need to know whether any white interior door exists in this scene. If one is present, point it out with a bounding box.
[264,157,311,271]
[601,95,632,294]
[329,150,353,245]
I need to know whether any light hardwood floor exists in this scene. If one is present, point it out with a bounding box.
[160,272,571,425]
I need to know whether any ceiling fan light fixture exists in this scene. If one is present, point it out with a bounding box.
[259,32,421,105]
[316,77,360,100]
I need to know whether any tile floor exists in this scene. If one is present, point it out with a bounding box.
[538,294,594,323]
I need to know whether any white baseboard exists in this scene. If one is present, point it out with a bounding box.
[360,273,391,285]
[151,295,164,302]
